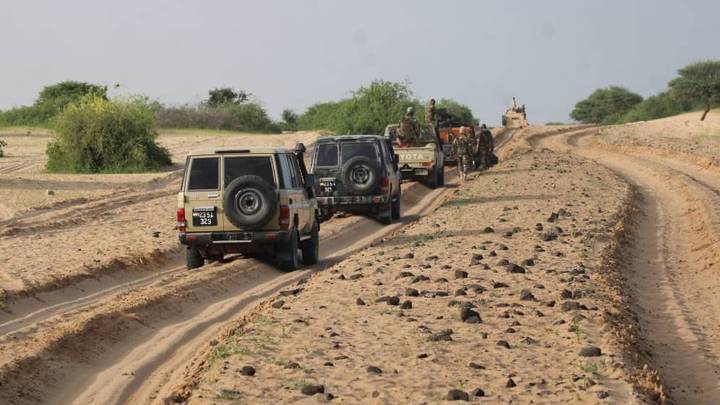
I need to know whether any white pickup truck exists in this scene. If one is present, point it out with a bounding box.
[384,123,445,188]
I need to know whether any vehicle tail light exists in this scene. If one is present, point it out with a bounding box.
[176,208,187,231]
[279,205,290,228]
[381,176,390,193]
[422,161,432,167]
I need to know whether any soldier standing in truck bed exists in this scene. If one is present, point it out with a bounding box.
[398,106,420,145]
[424,98,436,125]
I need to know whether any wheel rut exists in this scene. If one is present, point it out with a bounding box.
[536,128,720,404]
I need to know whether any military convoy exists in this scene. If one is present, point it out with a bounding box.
[176,98,514,271]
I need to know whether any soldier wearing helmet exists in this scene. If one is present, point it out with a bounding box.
[398,106,420,145]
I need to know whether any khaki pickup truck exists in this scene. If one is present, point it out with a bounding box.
[384,123,445,188]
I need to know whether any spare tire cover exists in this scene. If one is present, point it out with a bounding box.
[223,175,277,229]
[340,156,380,194]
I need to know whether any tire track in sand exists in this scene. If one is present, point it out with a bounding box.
[537,129,720,405]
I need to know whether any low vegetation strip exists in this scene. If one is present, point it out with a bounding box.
[181,150,647,404]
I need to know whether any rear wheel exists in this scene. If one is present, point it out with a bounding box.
[278,230,299,271]
[391,194,401,220]
[438,168,445,186]
[186,247,204,270]
[378,201,393,225]
[428,167,439,189]
[300,222,320,265]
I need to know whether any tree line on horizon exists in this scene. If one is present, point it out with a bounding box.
[0,80,476,135]
[571,60,720,124]
[0,79,476,173]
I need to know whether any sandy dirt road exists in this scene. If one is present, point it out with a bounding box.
[532,127,720,404]
[181,127,652,404]
[0,163,461,405]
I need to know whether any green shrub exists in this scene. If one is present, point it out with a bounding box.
[620,91,693,123]
[297,100,351,132]
[435,98,478,126]
[281,109,299,131]
[154,103,280,132]
[571,86,643,124]
[46,96,171,173]
[0,81,107,127]
[297,81,478,134]
[299,80,423,134]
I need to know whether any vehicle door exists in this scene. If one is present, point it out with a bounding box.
[311,142,340,198]
[183,155,224,232]
[281,153,310,232]
[381,140,400,196]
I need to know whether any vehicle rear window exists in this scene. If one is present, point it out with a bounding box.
[341,142,378,163]
[224,156,276,188]
[187,157,219,190]
[418,126,437,142]
[315,143,338,166]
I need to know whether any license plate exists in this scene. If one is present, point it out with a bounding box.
[319,178,336,194]
[192,207,217,226]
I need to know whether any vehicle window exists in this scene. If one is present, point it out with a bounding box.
[283,154,301,188]
[341,142,379,163]
[418,125,437,143]
[224,156,276,188]
[275,155,290,189]
[187,157,219,190]
[315,143,338,166]
[290,155,304,188]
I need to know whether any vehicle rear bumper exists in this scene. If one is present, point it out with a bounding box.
[179,230,290,247]
[316,194,389,207]
[400,166,431,177]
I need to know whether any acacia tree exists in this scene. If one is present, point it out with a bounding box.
[570,86,643,124]
[206,88,251,107]
[668,60,720,121]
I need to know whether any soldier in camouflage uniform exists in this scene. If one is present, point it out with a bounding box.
[398,106,420,145]
[452,127,472,182]
[467,127,480,170]
[424,99,436,124]
[480,124,496,166]
[474,126,488,169]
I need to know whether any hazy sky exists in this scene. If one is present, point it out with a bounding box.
[2,0,719,125]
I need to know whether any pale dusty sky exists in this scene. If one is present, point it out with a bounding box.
[1,0,718,125]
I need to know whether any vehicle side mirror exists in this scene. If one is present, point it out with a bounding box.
[294,143,307,154]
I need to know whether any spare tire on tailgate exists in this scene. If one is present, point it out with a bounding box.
[223,175,277,228]
[340,156,380,194]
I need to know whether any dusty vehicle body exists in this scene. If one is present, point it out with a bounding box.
[502,98,529,128]
[177,145,319,270]
[311,135,401,224]
[384,123,445,188]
